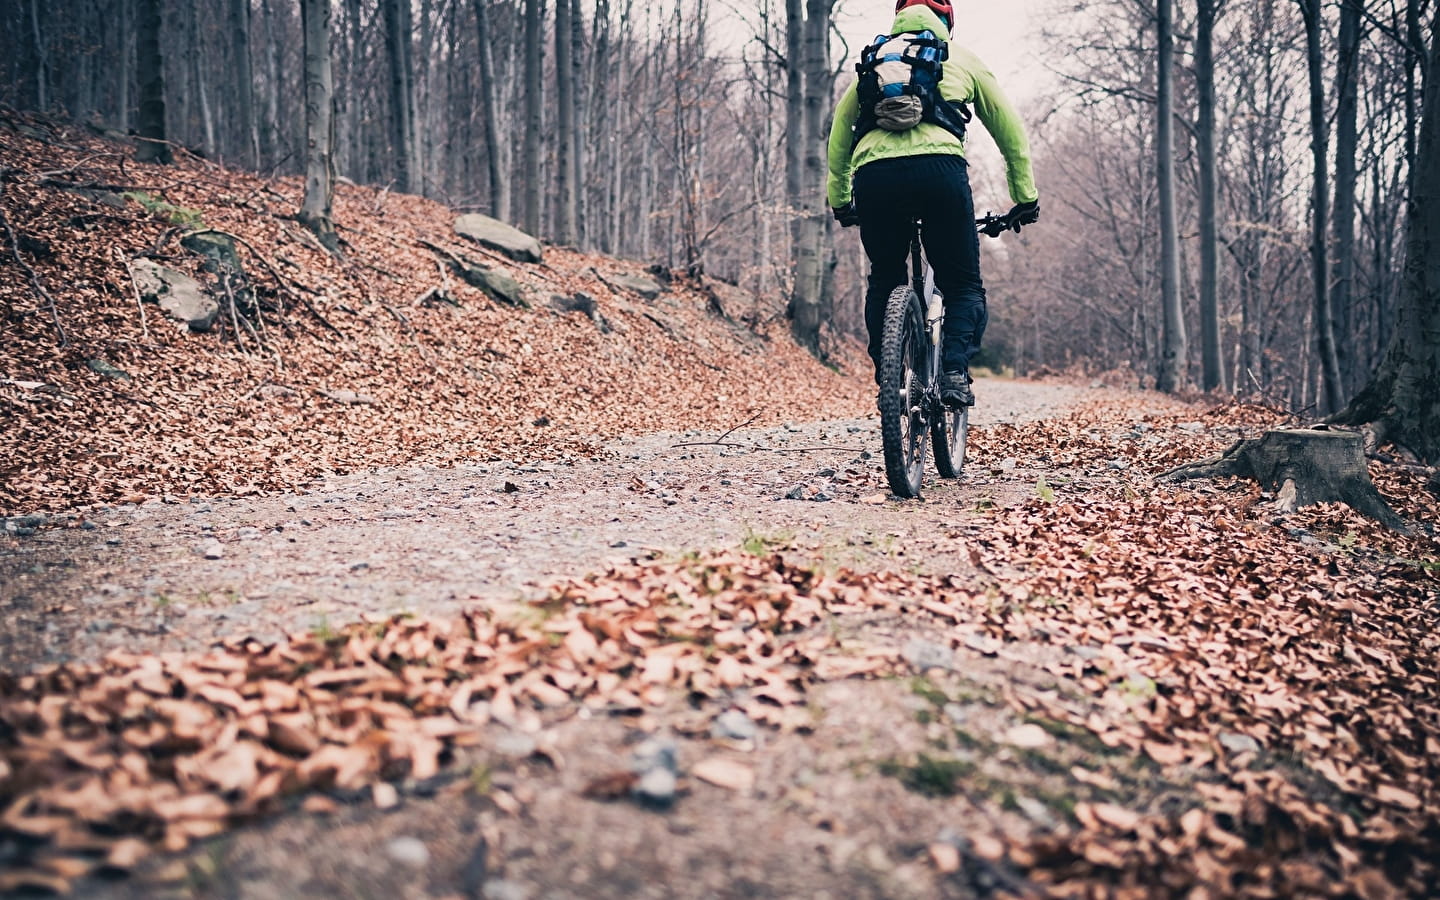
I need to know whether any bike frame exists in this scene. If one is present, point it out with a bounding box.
[909,220,944,419]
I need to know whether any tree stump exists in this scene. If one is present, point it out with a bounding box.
[1159,428,1408,531]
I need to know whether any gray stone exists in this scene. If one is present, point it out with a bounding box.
[711,709,757,742]
[86,359,131,380]
[200,539,224,560]
[320,390,377,405]
[1106,458,1129,470]
[181,231,243,274]
[547,292,611,333]
[492,732,537,759]
[454,214,543,263]
[1218,732,1261,755]
[385,836,431,868]
[903,638,955,672]
[633,766,677,807]
[609,272,664,300]
[783,485,807,501]
[129,258,219,332]
[462,266,529,308]
[481,879,529,900]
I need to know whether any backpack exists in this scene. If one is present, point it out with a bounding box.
[853,30,971,146]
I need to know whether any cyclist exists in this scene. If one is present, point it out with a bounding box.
[827,0,1038,408]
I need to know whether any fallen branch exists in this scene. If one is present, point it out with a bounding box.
[120,251,153,343]
[0,178,67,346]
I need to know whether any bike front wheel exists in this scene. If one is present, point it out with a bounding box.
[932,403,968,479]
[877,284,928,498]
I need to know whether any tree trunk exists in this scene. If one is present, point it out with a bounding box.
[570,0,586,247]
[1155,0,1187,392]
[1333,0,1362,393]
[1300,0,1344,414]
[788,0,829,356]
[134,0,170,164]
[554,0,576,244]
[231,0,259,168]
[522,0,542,236]
[472,0,510,222]
[1333,16,1440,464]
[1195,0,1223,392]
[384,0,417,193]
[1160,429,1407,530]
[299,0,338,251]
[29,0,48,111]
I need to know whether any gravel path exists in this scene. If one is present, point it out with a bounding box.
[1,378,1102,670]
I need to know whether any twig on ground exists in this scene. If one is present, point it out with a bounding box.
[671,414,761,449]
[0,178,67,346]
[120,250,153,343]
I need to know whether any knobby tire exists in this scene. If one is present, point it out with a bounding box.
[932,402,968,478]
[878,285,927,498]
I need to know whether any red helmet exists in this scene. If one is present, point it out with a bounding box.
[894,0,954,29]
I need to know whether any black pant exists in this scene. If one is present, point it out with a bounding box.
[852,154,986,379]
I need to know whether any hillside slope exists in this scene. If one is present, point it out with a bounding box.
[0,111,868,515]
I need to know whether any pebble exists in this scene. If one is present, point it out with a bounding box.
[199,540,224,560]
[633,766,678,807]
[385,836,430,868]
[482,879,529,900]
[1218,732,1261,755]
[903,638,955,672]
[711,709,757,742]
[783,485,807,501]
[492,732,538,759]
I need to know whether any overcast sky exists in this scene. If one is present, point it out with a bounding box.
[834,0,1055,104]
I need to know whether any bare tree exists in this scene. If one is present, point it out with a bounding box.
[1196,0,1224,391]
[298,0,338,251]
[384,0,417,193]
[1156,0,1187,392]
[1334,7,1440,461]
[1298,0,1344,413]
[134,0,171,164]
[1332,0,1363,392]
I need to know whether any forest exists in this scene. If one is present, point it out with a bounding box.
[2,0,1440,895]
[4,0,1435,429]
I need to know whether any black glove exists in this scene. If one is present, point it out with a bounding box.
[832,202,860,228]
[1007,199,1039,230]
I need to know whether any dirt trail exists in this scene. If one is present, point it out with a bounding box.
[1,377,1116,671]
[3,377,1207,900]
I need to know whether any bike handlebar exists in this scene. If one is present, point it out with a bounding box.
[975,212,1023,238]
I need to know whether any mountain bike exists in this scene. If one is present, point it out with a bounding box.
[877,211,1019,498]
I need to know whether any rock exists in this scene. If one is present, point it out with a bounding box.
[999,457,1019,471]
[711,709,757,742]
[320,389,377,405]
[492,732,537,759]
[200,539,224,560]
[1106,458,1129,470]
[129,258,219,332]
[454,214,543,263]
[385,836,430,868]
[811,491,833,502]
[547,291,611,333]
[86,359,131,380]
[904,638,955,672]
[462,265,529,308]
[371,782,400,810]
[180,231,243,274]
[1178,421,1205,434]
[783,485,808,501]
[1218,732,1261,755]
[609,272,664,300]
[633,767,677,808]
[481,880,529,900]
[1001,723,1053,748]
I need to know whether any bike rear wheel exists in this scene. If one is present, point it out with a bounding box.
[877,284,928,498]
[932,403,968,479]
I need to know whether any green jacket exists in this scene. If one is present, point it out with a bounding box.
[826,6,1038,209]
